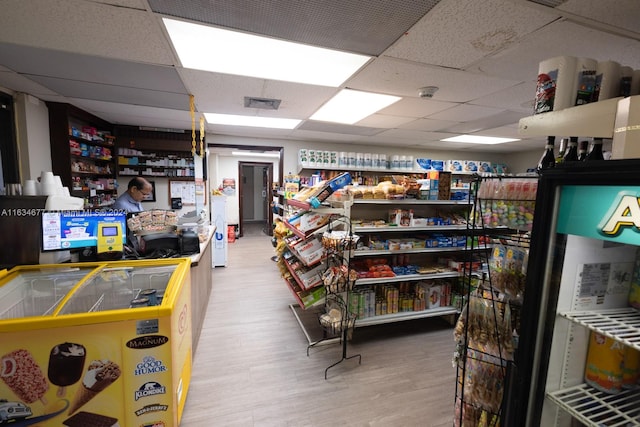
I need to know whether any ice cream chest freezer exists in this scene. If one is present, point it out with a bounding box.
[0,258,193,427]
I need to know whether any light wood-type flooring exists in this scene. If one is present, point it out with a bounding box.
[180,232,456,427]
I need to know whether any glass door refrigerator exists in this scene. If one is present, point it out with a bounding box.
[504,159,640,427]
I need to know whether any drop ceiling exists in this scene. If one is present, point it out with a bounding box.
[0,0,639,154]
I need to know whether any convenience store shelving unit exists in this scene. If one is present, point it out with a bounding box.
[281,197,353,347]
[47,102,118,208]
[349,198,474,328]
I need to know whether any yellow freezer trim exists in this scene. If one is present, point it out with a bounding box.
[0,258,191,333]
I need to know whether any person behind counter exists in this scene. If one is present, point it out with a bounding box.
[112,177,153,213]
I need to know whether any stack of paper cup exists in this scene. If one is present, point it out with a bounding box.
[535,56,577,114]
[40,171,58,196]
[23,180,37,196]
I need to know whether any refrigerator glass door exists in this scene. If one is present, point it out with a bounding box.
[529,184,640,426]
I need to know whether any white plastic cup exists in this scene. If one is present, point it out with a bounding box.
[23,180,37,196]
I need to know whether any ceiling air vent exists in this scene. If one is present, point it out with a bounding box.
[244,97,281,110]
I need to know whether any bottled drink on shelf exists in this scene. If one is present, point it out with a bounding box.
[537,136,556,173]
[555,138,568,164]
[577,140,589,161]
[563,137,579,162]
[585,137,605,161]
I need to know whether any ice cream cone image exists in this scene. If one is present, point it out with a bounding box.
[68,360,120,415]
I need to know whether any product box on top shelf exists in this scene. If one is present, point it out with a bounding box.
[463,161,479,173]
[478,161,492,173]
[431,160,445,171]
[445,160,464,172]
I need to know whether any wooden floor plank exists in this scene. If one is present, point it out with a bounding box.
[180,234,456,426]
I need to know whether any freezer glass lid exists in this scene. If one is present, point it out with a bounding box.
[55,265,178,314]
[0,267,94,320]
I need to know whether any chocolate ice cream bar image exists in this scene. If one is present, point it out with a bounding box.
[48,342,86,397]
[68,359,121,415]
[1,349,49,404]
[63,411,120,427]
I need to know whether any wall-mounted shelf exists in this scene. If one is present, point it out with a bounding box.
[518,96,622,138]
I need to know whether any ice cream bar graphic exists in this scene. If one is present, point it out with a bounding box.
[1,348,49,404]
[64,411,120,427]
[68,359,121,415]
[48,342,86,397]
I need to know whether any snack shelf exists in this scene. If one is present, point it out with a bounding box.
[355,271,461,286]
[284,241,325,269]
[558,308,640,351]
[355,306,458,327]
[282,252,323,291]
[353,199,471,206]
[353,225,467,233]
[352,246,466,257]
[283,219,329,240]
[284,276,325,310]
[546,383,640,427]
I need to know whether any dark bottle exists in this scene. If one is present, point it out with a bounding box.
[537,136,556,173]
[563,137,579,162]
[555,138,568,164]
[585,137,605,161]
[577,140,589,161]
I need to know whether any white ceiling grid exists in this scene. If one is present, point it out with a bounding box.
[0,0,639,154]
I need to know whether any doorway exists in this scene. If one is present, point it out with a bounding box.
[238,161,273,238]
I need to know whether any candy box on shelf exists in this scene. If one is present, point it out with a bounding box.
[69,140,81,155]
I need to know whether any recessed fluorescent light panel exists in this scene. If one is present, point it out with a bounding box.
[163,18,370,87]
[310,89,402,124]
[231,151,280,158]
[441,135,520,144]
[204,113,301,129]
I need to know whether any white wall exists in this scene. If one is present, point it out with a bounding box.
[209,152,279,225]
[14,93,52,182]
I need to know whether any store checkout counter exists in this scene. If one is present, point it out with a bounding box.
[0,196,215,355]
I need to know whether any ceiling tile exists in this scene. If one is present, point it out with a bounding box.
[356,114,416,128]
[378,97,458,118]
[557,0,640,36]
[399,118,459,132]
[347,56,521,102]
[384,0,558,69]
[27,75,190,110]
[469,20,640,82]
[0,44,186,93]
[298,121,384,136]
[0,0,176,65]
[429,104,504,122]
[149,0,442,56]
[179,69,337,117]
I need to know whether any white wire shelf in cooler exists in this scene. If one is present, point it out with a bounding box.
[547,383,640,427]
[558,307,640,351]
